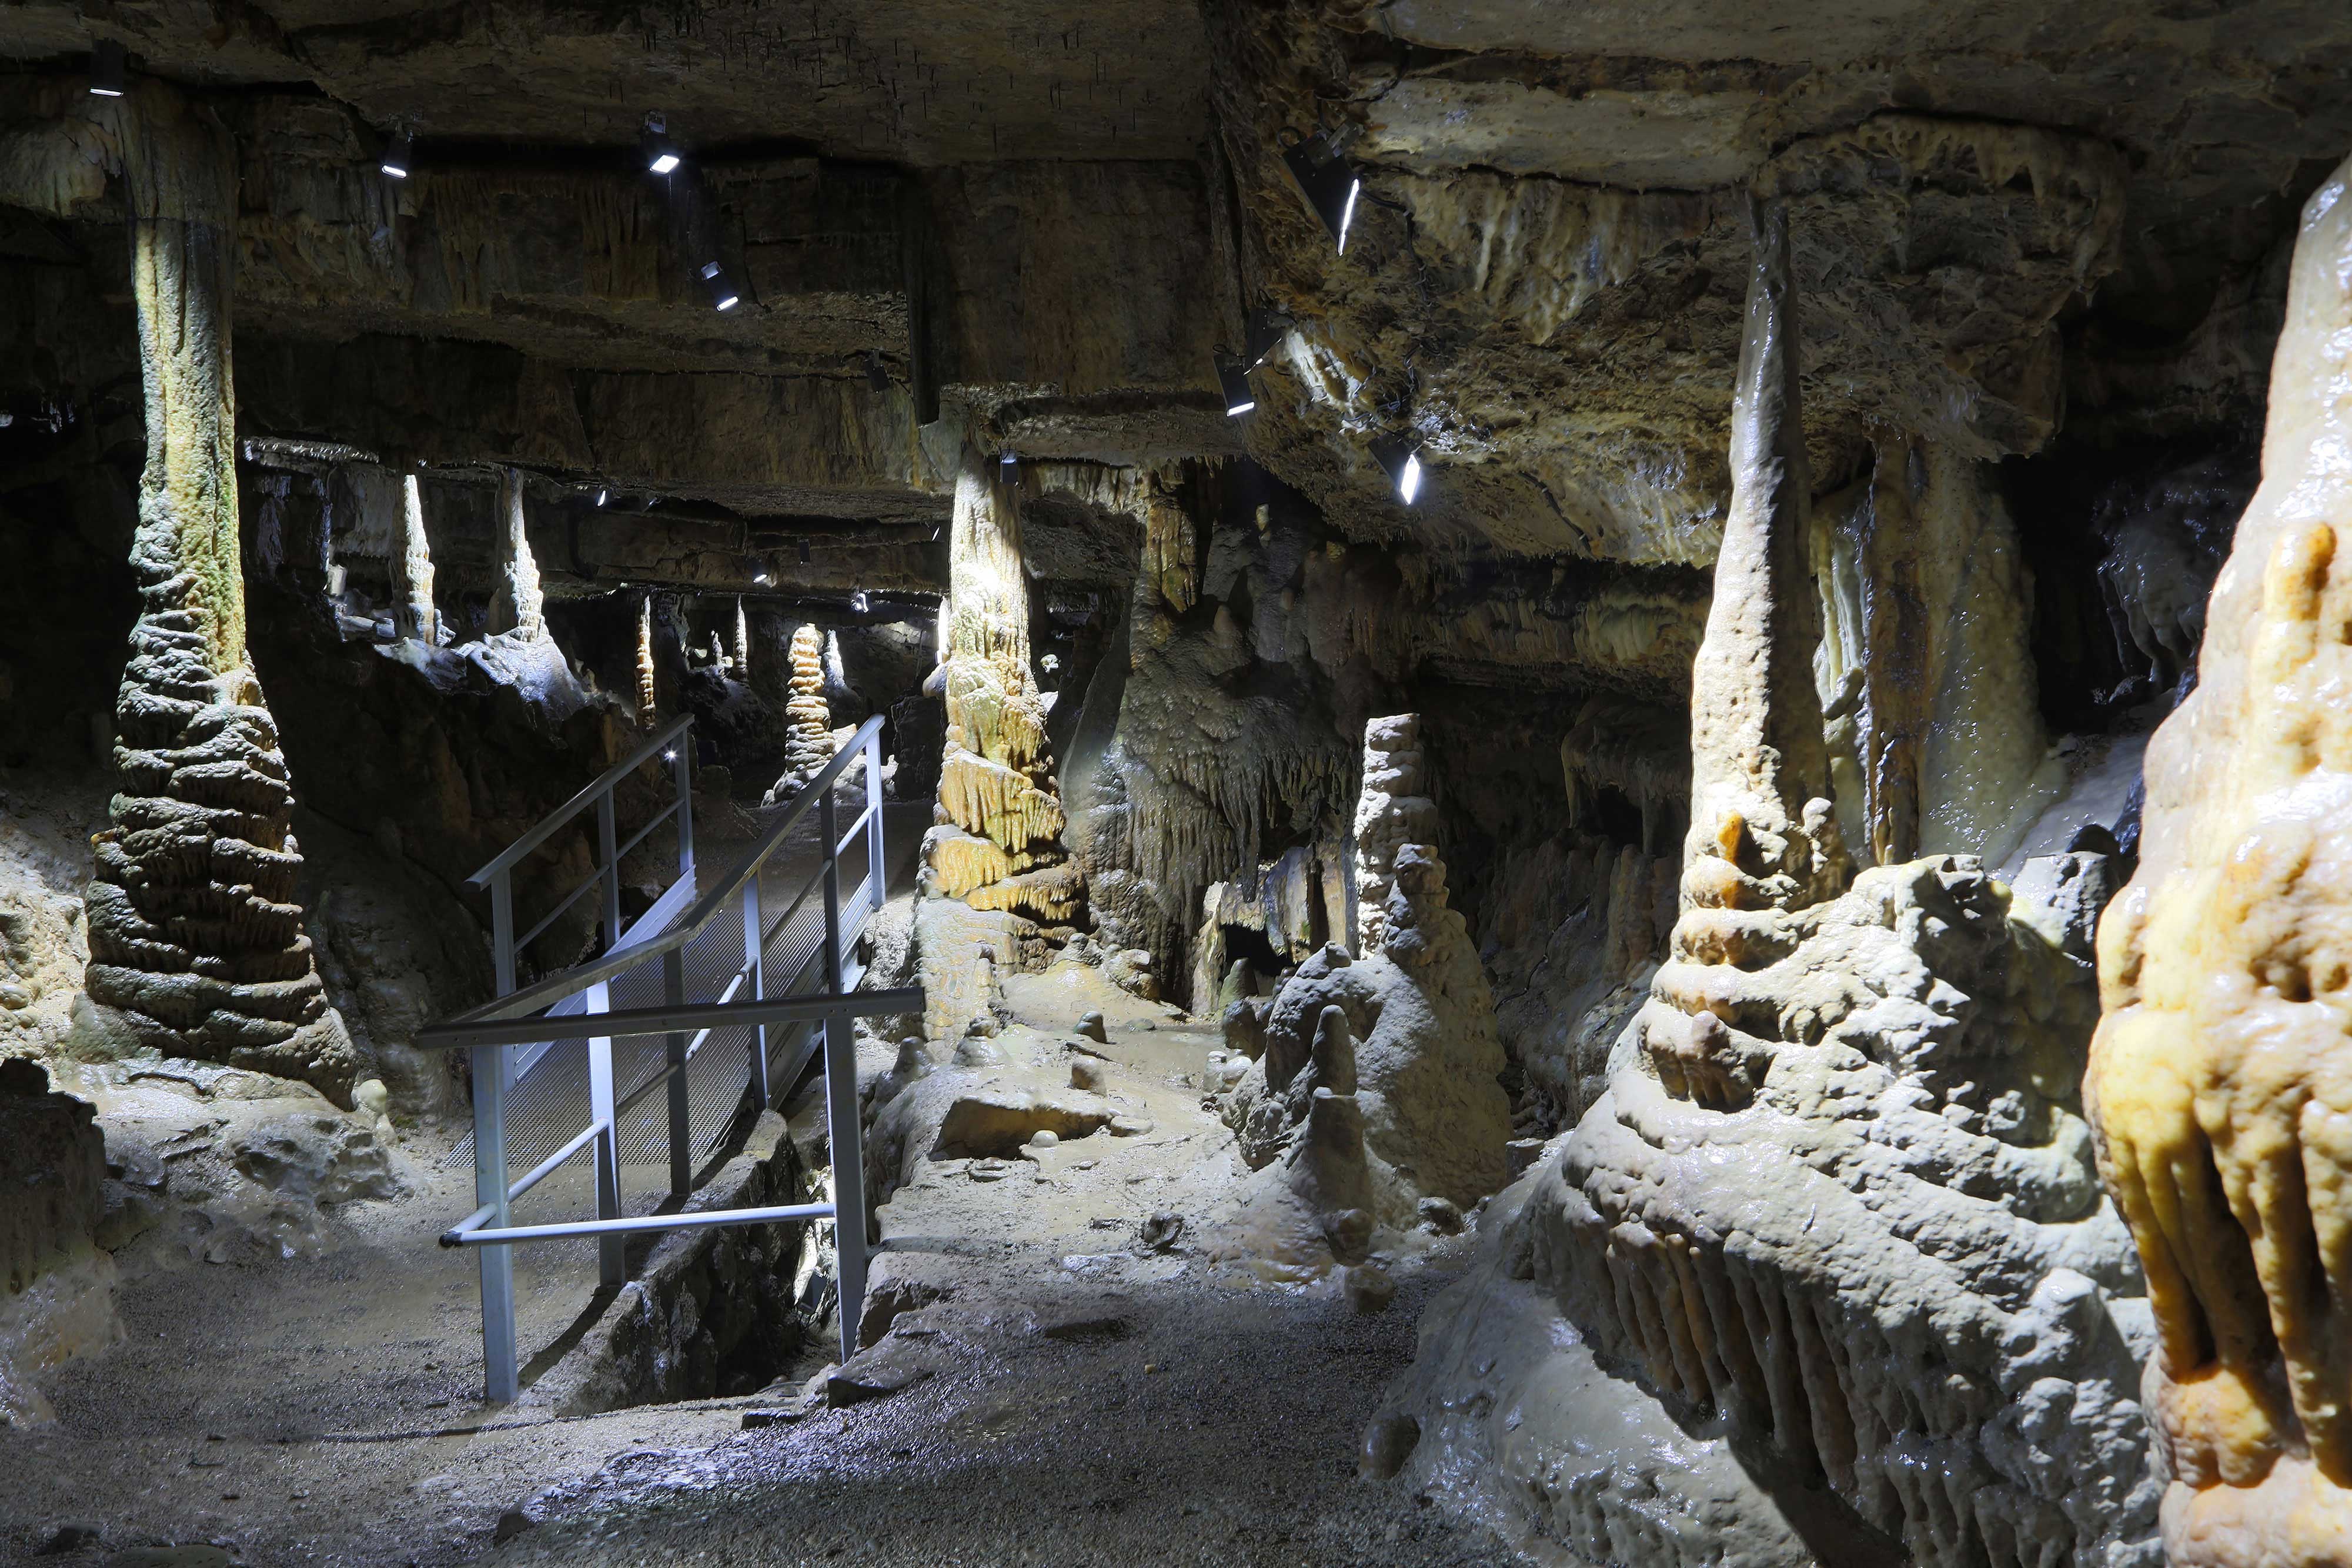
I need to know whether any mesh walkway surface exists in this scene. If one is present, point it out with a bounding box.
[445,800,926,1178]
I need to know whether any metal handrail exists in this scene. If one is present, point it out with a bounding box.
[442,714,885,1028]
[467,714,695,887]
[423,713,902,1405]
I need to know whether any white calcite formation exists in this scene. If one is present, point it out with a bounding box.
[1371,199,2156,1568]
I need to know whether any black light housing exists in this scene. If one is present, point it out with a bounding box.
[380,128,414,180]
[797,538,811,564]
[1372,433,1424,505]
[866,350,890,392]
[89,39,126,98]
[1278,128,1361,253]
[1244,305,1292,366]
[1000,449,1018,468]
[700,260,740,312]
[1213,347,1256,418]
[642,113,680,175]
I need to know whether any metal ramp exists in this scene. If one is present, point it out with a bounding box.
[416,715,921,1402]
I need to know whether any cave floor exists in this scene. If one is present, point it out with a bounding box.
[6,931,1512,1568]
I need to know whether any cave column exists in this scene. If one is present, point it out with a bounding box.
[83,81,354,1104]
[392,471,439,644]
[921,450,1078,921]
[487,466,545,639]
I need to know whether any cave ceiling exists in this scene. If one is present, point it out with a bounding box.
[5,0,2351,598]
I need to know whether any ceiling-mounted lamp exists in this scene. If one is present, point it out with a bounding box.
[380,127,415,179]
[1277,127,1362,254]
[1212,347,1256,418]
[642,112,681,175]
[88,39,126,98]
[1244,305,1293,367]
[1372,433,1424,506]
[594,487,609,506]
[798,538,812,564]
[999,449,1018,469]
[851,590,870,614]
[866,350,890,393]
[700,260,740,312]
[754,570,773,586]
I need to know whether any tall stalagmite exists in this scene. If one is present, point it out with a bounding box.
[487,466,545,640]
[764,624,835,799]
[2087,153,2352,1564]
[923,451,1078,921]
[393,472,437,644]
[634,590,657,727]
[83,83,354,1105]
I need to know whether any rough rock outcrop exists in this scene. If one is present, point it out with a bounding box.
[0,1058,117,1426]
[81,83,355,1105]
[2087,153,2352,1566]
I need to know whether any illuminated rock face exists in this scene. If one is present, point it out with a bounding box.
[924,454,1078,923]
[768,625,836,795]
[82,85,355,1107]
[2087,155,2352,1567]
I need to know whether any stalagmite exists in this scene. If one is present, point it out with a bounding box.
[1352,714,1439,956]
[733,596,750,682]
[763,625,836,800]
[487,466,545,640]
[392,472,438,644]
[81,82,355,1105]
[923,449,1078,921]
[2087,153,2352,1566]
[1368,193,2156,1568]
[634,590,657,727]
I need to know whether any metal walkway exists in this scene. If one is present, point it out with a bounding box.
[416,716,923,1402]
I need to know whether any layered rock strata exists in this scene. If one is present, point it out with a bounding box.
[82,83,354,1105]
[2087,153,2352,1566]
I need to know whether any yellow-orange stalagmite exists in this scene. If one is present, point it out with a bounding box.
[924,450,1078,922]
[2088,155,2352,1565]
[634,590,657,727]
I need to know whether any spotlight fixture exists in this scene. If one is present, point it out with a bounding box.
[595,487,609,506]
[1000,449,1017,468]
[798,539,811,565]
[663,748,678,762]
[1244,305,1292,367]
[701,260,740,312]
[88,39,126,98]
[1277,128,1362,254]
[754,570,774,586]
[1212,347,1256,418]
[851,590,870,614]
[1372,434,1424,505]
[866,350,890,393]
[380,128,414,179]
[642,112,681,176]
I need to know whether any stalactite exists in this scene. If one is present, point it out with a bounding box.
[634,590,657,727]
[487,466,545,640]
[392,472,438,644]
[81,82,354,1105]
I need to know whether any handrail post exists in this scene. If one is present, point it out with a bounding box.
[596,792,622,954]
[672,741,695,889]
[821,787,843,992]
[864,727,885,917]
[823,1004,867,1361]
[663,947,690,1199]
[586,980,623,1289]
[744,874,769,1111]
[477,872,520,1402]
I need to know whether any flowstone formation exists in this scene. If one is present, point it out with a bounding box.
[1371,200,2156,1568]
[2086,155,2352,1566]
[83,83,354,1105]
[923,453,1078,922]
[761,624,836,802]
[1212,713,1508,1272]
